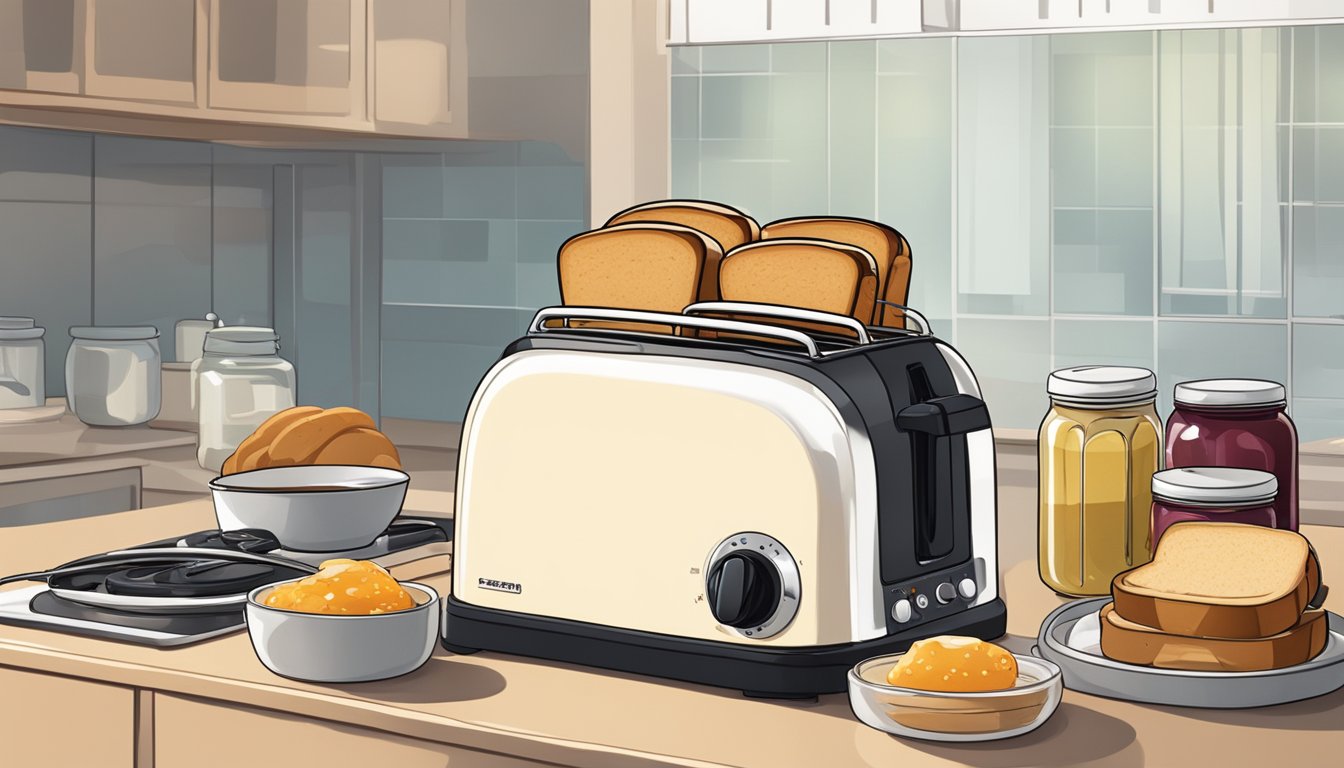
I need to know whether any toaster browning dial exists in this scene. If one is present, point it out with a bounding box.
[704,533,800,640]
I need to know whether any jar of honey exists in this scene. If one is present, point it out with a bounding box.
[1039,366,1161,596]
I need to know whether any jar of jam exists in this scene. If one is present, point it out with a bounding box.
[1166,379,1298,531]
[1039,366,1161,596]
[1151,467,1277,545]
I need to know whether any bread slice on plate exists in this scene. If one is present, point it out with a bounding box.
[1110,522,1322,639]
[605,199,760,252]
[1099,603,1328,672]
[760,217,912,328]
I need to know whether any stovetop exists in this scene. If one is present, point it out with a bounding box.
[0,517,452,647]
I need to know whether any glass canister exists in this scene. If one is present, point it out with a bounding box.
[66,326,162,426]
[1166,379,1298,531]
[1039,366,1162,597]
[0,317,45,410]
[194,327,296,472]
[174,312,220,363]
[1151,467,1277,546]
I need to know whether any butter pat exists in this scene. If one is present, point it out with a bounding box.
[887,636,1018,692]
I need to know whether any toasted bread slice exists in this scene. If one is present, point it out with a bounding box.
[606,199,760,252]
[1099,603,1327,672]
[719,238,879,324]
[311,426,403,469]
[222,405,322,475]
[267,407,377,467]
[558,223,723,333]
[761,217,912,327]
[1111,522,1322,639]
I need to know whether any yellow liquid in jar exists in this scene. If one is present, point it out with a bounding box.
[1038,402,1160,596]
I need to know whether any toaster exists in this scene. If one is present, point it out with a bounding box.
[443,302,1006,697]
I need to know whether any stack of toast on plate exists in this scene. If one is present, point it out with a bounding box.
[1099,521,1329,672]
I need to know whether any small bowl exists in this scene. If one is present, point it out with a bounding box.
[245,580,439,683]
[210,465,409,552]
[848,652,1063,742]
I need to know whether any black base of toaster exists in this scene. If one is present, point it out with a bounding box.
[441,595,1008,698]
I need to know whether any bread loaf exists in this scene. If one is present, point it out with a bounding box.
[761,217,912,327]
[1110,522,1322,639]
[225,405,324,474]
[312,427,402,469]
[558,223,723,333]
[1099,602,1327,672]
[606,199,760,252]
[719,238,880,324]
[267,407,377,466]
[220,406,401,473]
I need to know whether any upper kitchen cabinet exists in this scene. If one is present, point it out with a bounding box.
[369,0,468,135]
[209,0,363,116]
[85,0,199,104]
[0,0,84,95]
[668,0,923,44]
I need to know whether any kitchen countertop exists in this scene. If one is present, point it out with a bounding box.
[0,400,195,469]
[1,486,1341,767]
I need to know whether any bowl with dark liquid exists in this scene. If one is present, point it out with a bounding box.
[210,465,410,552]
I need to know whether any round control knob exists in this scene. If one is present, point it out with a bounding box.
[958,578,977,600]
[935,582,957,604]
[706,552,780,630]
[891,598,913,624]
[915,593,929,610]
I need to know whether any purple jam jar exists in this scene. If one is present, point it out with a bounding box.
[1166,379,1298,531]
[1151,467,1278,546]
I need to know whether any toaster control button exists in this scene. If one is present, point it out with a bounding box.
[892,599,913,623]
[935,582,956,604]
[706,552,778,630]
[914,593,929,610]
[958,578,977,600]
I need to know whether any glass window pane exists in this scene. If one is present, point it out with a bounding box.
[1293,205,1344,319]
[1054,318,1154,373]
[955,318,1051,430]
[1156,320,1288,418]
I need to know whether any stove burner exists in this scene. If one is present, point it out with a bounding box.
[30,591,243,635]
[181,528,281,553]
[49,560,310,599]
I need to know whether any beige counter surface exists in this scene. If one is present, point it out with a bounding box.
[0,400,195,469]
[1,486,1342,767]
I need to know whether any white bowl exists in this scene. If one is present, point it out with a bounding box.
[245,580,439,683]
[848,652,1063,742]
[210,465,409,552]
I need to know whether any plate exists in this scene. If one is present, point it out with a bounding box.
[0,403,66,425]
[1034,597,1344,708]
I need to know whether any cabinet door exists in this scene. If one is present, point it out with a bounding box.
[209,0,365,116]
[154,694,555,768]
[0,667,135,768]
[681,0,920,44]
[370,0,467,132]
[0,0,84,94]
[84,0,199,103]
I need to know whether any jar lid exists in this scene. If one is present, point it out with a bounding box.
[1047,366,1156,405]
[0,316,43,340]
[1152,467,1278,505]
[1174,379,1286,408]
[204,326,279,354]
[69,325,159,341]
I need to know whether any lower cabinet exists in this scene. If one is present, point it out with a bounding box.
[154,694,553,767]
[0,666,136,768]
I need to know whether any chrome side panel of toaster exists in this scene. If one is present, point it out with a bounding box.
[452,348,885,646]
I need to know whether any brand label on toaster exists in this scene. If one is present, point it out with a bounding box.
[478,578,522,594]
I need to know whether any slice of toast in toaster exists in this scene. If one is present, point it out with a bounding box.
[606,199,760,252]
[719,238,880,324]
[761,217,911,327]
[1110,522,1322,639]
[1099,602,1327,672]
[558,223,723,333]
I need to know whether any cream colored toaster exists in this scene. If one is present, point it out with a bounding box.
[444,303,1005,696]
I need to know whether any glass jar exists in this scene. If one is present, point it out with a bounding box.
[66,326,161,426]
[194,327,296,472]
[1166,379,1298,531]
[1039,366,1162,597]
[0,317,45,410]
[1151,467,1277,546]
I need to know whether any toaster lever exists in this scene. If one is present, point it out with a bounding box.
[896,394,990,437]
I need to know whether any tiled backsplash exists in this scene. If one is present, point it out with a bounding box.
[0,125,586,423]
[672,26,1344,441]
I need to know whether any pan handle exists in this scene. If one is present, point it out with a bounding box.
[682,301,872,345]
[874,301,933,337]
[529,306,821,358]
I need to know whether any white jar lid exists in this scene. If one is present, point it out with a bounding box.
[1152,467,1278,505]
[0,316,43,340]
[1047,366,1156,405]
[1174,379,1286,408]
[204,326,279,354]
[70,325,159,341]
